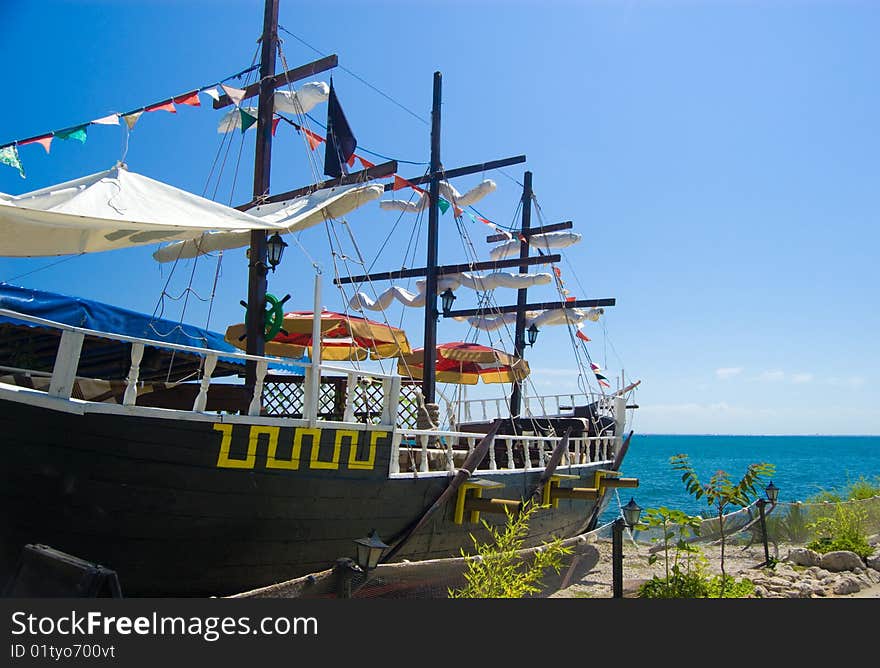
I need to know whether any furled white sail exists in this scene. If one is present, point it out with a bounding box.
[0,164,285,257]
[458,307,604,330]
[152,182,384,262]
[217,82,330,133]
[347,271,552,312]
[380,180,496,212]
[489,231,582,261]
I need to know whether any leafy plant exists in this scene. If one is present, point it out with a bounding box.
[671,454,775,597]
[845,475,880,501]
[705,575,755,598]
[448,500,572,598]
[766,501,811,544]
[806,502,872,558]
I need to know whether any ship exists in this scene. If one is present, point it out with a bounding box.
[0,0,640,597]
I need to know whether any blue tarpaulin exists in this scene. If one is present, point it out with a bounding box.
[0,283,298,373]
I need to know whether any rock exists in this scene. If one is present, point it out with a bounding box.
[820,550,865,572]
[868,534,880,547]
[832,576,862,596]
[753,585,768,598]
[788,547,822,567]
[867,549,880,573]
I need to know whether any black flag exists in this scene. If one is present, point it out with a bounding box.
[323,79,357,178]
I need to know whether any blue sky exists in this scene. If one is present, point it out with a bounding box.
[0,0,878,435]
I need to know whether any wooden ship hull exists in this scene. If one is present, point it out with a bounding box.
[0,388,623,597]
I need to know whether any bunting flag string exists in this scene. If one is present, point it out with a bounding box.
[575,325,591,342]
[590,362,610,389]
[0,64,261,178]
[0,145,25,178]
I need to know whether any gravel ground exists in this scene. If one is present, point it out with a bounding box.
[550,537,880,598]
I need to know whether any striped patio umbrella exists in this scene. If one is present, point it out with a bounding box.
[397,341,529,384]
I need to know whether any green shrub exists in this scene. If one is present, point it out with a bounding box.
[705,575,755,598]
[448,500,571,598]
[638,567,711,599]
[766,502,812,543]
[846,476,880,501]
[806,502,872,558]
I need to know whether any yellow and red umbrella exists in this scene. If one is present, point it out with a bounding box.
[397,341,529,385]
[225,310,411,361]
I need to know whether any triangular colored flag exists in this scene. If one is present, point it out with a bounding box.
[346,153,356,168]
[145,100,176,114]
[357,155,375,169]
[0,145,25,178]
[302,128,323,151]
[19,135,53,154]
[590,362,602,372]
[203,88,221,102]
[597,379,611,389]
[453,205,464,217]
[122,112,143,130]
[576,329,591,342]
[553,266,562,279]
[323,79,357,178]
[173,91,201,107]
[239,108,258,133]
[221,85,247,106]
[55,125,88,143]
[91,114,119,125]
[392,175,409,191]
[271,117,281,136]
[565,296,576,302]
[437,197,451,214]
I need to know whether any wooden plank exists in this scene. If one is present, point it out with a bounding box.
[212,55,338,109]
[444,297,615,318]
[236,161,397,211]
[333,253,561,285]
[485,220,572,243]
[382,155,527,191]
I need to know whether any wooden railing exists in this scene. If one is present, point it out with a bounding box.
[0,308,401,428]
[389,428,619,476]
[459,392,610,422]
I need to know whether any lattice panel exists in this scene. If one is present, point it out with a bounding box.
[262,376,345,419]
[397,383,421,429]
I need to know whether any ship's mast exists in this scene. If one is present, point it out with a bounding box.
[508,170,533,417]
[421,72,442,403]
[244,0,280,391]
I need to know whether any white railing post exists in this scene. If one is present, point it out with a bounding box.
[192,354,217,412]
[504,438,515,470]
[247,360,268,416]
[446,437,455,473]
[419,434,429,473]
[121,341,144,406]
[522,440,532,470]
[307,273,323,426]
[390,432,402,475]
[48,330,85,399]
[381,375,402,427]
[488,436,497,470]
[343,372,357,422]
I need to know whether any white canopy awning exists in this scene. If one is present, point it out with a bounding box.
[0,164,284,257]
[151,182,384,263]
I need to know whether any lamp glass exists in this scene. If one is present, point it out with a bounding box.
[527,323,539,346]
[622,497,642,528]
[440,288,456,316]
[354,530,388,571]
[266,232,288,269]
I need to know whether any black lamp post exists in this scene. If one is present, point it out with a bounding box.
[266,232,288,272]
[440,288,456,317]
[612,498,642,598]
[757,481,780,567]
[354,529,389,572]
[335,529,388,599]
[526,323,539,347]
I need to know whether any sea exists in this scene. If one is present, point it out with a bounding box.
[596,434,880,524]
